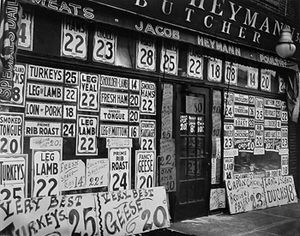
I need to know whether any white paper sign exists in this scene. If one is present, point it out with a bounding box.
[136,38,156,71]
[93,30,116,64]
[86,159,109,188]
[135,150,156,189]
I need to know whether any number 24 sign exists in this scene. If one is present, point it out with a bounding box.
[61,19,88,60]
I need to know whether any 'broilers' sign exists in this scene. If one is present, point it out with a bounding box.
[95,0,300,56]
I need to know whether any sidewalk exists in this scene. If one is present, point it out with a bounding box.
[166,200,300,236]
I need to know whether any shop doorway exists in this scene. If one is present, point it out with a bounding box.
[174,85,211,221]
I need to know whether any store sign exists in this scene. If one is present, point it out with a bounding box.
[92,0,300,57]
[25,121,61,136]
[27,64,64,83]
[100,124,128,138]
[27,83,63,101]
[100,91,129,107]
[79,73,100,111]
[100,107,129,122]
[93,29,116,64]
[140,81,156,115]
[18,10,34,51]
[25,101,63,118]
[160,44,178,75]
[187,50,203,79]
[86,158,109,188]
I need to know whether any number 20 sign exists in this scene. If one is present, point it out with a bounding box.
[61,18,88,60]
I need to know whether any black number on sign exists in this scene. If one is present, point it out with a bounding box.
[112,173,127,191]
[18,22,27,43]
[0,189,10,201]
[64,33,84,54]
[80,137,94,151]
[226,66,235,82]
[66,88,76,100]
[189,58,201,75]
[261,75,270,89]
[142,209,153,231]
[35,178,57,197]
[69,209,81,236]
[140,48,154,66]
[142,99,153,112]
[211,63,221,79]
[142,139,153,150]
[140,175,153,188]
[129,95,139,107]
[82,93,96,107]
[12,87,21,102]
[83,207,96,236]
[96,40,114,60]
[129,110,139,122]
[63,124,75,137]
[0,138,18,154]
[163,54,175,71]
[65,71,77,84]
[141,206,168,231]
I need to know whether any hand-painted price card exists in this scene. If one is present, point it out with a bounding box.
[159,139,176,192]
[263,176,298,208]
[224,61,238,85]
[60,160,86,191]
[76,115,98,155]
[140,119,156,151]
[86,158,109,188]
[30,137,62,150]
[136,38,156,71]
[27,82,63,101]
[27,64,64,83]
[93,29,116,64]
[2,64,27,107]
[246,66,259,89]
[140,81,156,115]
[0,113,24,154]
[32,149,61,197]
[278,76,286,93]
[260,69,274,92]
[97,187,170,235]
[18,10,34,51]
[25,101,63,119]
[109,147,130,191]
[25,121,61,136]
[207,57,222,82]
[160,44,178,75]
[78,73,99,111]
[187,50,203,79]
[0,155,27,201]
[223,157,234,180]
[135,150,156,189]
[0,194,99,235]
[61,18,88,59]
[210,188,225,211]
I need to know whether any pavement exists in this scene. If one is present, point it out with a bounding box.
[145,200,300,236]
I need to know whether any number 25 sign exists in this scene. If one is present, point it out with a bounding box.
[61,18,88,60]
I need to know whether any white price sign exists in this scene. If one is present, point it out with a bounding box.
[135,151,156,189]
[62,123,76,137]
[140,137,155,151]
[187,51,203,79]
[79,73,99,111]
[261,70,272,92]
[76,115,98,155]
[247,67,258,89]
[61,19,88,59]
[109,148,130,191]
[32,150,60,197]
[18,10,34,51]
[93,30,116,64]
[140,81,156,115]
[64,70,79,85]
[208,58,222,82]
[136,38,156,71]
[129,125,140,138]
[0,185,24,201]
[224,62,238,85]
[86,159,109,188]
[64,87,77,102]
[63,105,77,119]
[278,77,286,93]
[160,45,178,75]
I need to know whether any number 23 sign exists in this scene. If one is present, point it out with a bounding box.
[61,18,88,60]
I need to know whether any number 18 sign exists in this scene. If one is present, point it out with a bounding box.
[61,18,88,60]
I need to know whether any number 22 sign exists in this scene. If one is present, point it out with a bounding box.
[61,18,88,60]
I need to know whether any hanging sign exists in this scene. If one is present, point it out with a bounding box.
[93,29,116,64]
[135,150,156,189]
[160,44,178,75]
[0,113,24,154]
[27,64,64,83]
[86,158,109,188]
[18,10,34,51]
[109,147,130,191]
[136,38,156,71]
[224,62,238,85]
[207,58,222,82]
[97,187,170,235]
[78,73,99,111]
[76,115,98,155]
[60,159,86,191]
[0,155,27,201]
[246,66,259,89]
[25,101,63,119]
[140,81,156,115]
[187,50,203,79]
[25,121,61,137]
[26,83,63,101]
[32,149,61,197]
[61,18,88,59]
[140,119,156,151]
